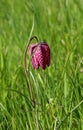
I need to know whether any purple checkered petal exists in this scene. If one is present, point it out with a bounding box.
[28,44,37,55]
[41,43,50,66]
[36,45,46,69]
[31,55,39,69]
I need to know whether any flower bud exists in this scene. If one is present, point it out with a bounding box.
[28,42,50,69]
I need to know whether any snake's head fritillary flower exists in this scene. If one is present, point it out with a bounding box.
[28,42,50,70]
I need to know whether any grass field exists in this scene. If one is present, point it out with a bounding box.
[0,0,83,130]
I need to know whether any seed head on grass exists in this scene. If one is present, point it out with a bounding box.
[28,42,50,70]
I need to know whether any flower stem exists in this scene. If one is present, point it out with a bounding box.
[23,36,38,107]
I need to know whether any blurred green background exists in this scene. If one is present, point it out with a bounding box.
[0,0,83,130]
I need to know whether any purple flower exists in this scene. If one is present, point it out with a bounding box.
[28,42,50,69]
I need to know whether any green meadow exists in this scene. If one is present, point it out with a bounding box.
[0,0,83,129]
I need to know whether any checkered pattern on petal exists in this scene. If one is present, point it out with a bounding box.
[41,43,50,66]
[37,45,46,69]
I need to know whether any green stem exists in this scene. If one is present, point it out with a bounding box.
[56,100,83,130]
[23,36,38,107]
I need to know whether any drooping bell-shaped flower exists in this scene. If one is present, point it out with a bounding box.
[28,42,50,70]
